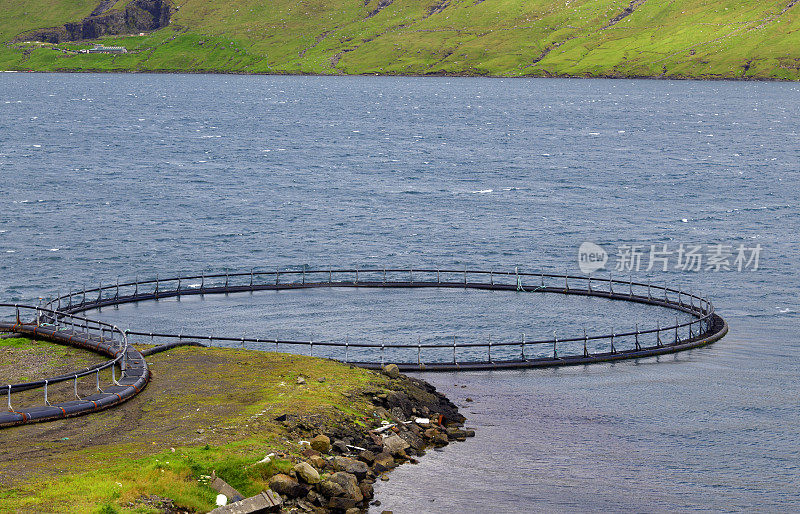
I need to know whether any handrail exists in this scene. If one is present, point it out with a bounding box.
[32,267,725,369]
[1,303,131,397]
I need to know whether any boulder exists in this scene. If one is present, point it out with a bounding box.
[397,429,426,451]
[332,439,349,454]
[358,450,375,465]
[328,472,363,502]
[317,479,346,498]
[310,434,331,454]
[328,497,358,510]
[310,455,327,469]
[359,481,374,500]
[268,474,306,498]
[433,432,449,447]
[334,456,369,481]
[381,363,400,378]
[293,462,320,485]
[445,427,468,441]
[372,452,395,473]
[382,434,410,456]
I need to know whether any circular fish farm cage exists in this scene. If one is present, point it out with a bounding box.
[1,267,727,428]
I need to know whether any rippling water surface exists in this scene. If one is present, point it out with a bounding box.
[1,74,798,511]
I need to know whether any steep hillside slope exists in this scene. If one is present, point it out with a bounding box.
[1,0,799,79]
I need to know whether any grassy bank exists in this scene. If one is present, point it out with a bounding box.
[0,338,452,513]
[1,0,799,79]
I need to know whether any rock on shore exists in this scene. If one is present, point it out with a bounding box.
[255,365,471,513]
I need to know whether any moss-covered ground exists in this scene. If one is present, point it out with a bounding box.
[0,337,394,513]
[0,0,799,79]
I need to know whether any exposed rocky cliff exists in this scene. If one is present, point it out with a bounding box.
[16,0,173,44]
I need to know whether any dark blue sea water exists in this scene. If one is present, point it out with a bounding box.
[1,73,798,511]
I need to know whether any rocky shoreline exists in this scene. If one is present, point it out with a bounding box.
[211,364,472,514]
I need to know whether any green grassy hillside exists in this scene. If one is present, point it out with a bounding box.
[1,0,799,78]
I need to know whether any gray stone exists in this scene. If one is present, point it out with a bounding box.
[317,479,346,498]
[334,456,369,480]
[358,450,375,465]
[381,363,400,378]
[328,497,358,510]
[208,490,282,513]
[328,472,363,501]
[372,452,395,473]
[359,481,374,500]
[382,434,410,456]
[397,429,426,451]
[268,474,306,498]
[293,462,320,485]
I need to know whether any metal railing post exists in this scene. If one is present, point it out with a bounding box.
[610,331,616,354]
[276,268,279,285]
[309,340,313,357]
[96,368,101,392]
[345,336,349,363]
[44,379,50,405]
[380,343,384,366]
[410,269,413,284]
[553,331,558,359]
[656,320,662,347]
[583,327,589,357]
[675,315,680,344]
[6,385,11,412]
[417,336,421,366]
[74,375,80,399]
[635,324,641,350]
[487,334,492,362]
[521,333,526,361]
[250,268,254,287]
[453,337,457,365]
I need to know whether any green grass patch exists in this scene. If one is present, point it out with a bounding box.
[0,343,392,512]
[0,0,799,78]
